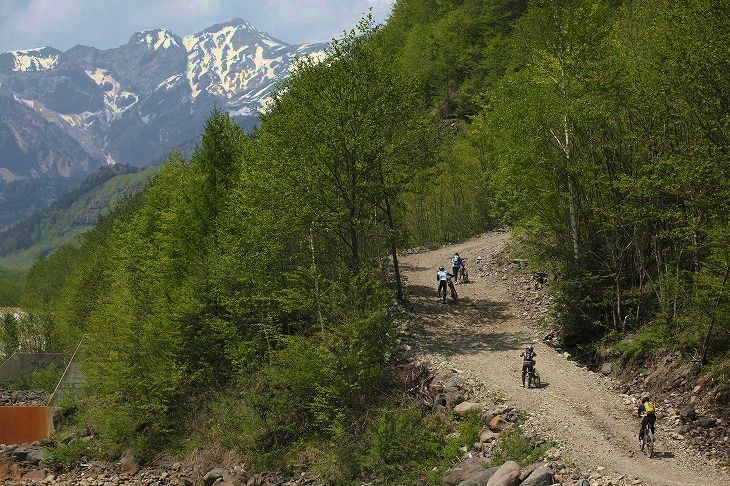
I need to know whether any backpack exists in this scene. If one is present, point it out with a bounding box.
[644,401,655,414]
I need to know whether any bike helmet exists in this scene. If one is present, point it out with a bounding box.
[439,266,444,271]
[641,395,650,403]
[528,346,534,351]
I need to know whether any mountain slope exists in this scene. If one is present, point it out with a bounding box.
[0,18,327,226]
[0,164,156,270]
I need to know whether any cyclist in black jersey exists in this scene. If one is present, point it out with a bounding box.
[520,346,536,388]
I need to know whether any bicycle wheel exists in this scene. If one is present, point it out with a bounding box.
[463,268,469,283]
[646,429,654,457]
[532,371,541,389]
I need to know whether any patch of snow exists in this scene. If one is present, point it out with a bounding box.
[85,68,138,120]
[229,106,253,117]
[8,47,59,72]
[156,73,183,91]
[140,28,179,50]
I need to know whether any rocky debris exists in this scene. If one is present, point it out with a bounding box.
[613,355,730,466]
[0,389,50,406]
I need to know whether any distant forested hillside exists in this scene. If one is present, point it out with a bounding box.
[0,164,156,271]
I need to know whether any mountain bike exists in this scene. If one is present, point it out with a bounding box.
[642,424,654,457]
[527,366,541,389]
[448,277,458,302]
[458,261,469,283]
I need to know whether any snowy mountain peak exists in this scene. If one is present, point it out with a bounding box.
[201,18,257,34]
[0,17,328,183]
[1,47,61,72]
[132,28,182,50]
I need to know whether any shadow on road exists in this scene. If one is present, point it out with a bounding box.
[404,283,524,357]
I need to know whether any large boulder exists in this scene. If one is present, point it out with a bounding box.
[486,461,521,486]
[459,466,500,486]
[488,415,513,432]
[11,446,43,464]
[21,469,46,481]
[520,466,555,486]
[120,449,139,476]
[443,457,490,485]
[480,428,499,443]
[697,416,716,428]
[678,403,696,421]
[203,468,230,486]
[455,402,486,415]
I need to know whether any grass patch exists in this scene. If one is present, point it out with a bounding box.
[492,428,552,467]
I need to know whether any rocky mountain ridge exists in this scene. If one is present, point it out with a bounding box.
[0,17,326,227]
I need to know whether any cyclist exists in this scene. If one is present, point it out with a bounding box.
[451,253,463,282]
[638,395,656,450]
[436,266,453,303]
[520,346,537,388]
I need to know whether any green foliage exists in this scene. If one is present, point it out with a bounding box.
[492,428,552,468]
[362,408,442,482]
[0,165,155,271]
[4,362,63,392]
[361,408,482,484]
[12,0,730,475]
[460,0,730,368]
[1,313,19,357]
[45,439,98,471]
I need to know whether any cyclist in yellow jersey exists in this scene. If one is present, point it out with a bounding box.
[638,395,656,450]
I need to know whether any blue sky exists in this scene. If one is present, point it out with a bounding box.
[0,0,394,52]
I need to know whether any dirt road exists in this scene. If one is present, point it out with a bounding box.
[401,231,726,486]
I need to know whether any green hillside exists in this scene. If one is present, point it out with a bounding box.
[0,165,157,271]
[5,0,729,482]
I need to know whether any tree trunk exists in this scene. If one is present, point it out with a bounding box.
[383,196,404,301]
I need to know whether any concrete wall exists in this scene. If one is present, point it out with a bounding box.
[0,353,67,383]
[48,341,84,407]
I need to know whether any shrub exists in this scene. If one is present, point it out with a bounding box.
[492,428,551,467]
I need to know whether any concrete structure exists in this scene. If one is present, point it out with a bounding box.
[0,342,84,444]
[49,340,84,407]
[0,353,66,384]
[0,407,54,444]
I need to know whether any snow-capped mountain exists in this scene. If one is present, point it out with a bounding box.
[0,18,327,186]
